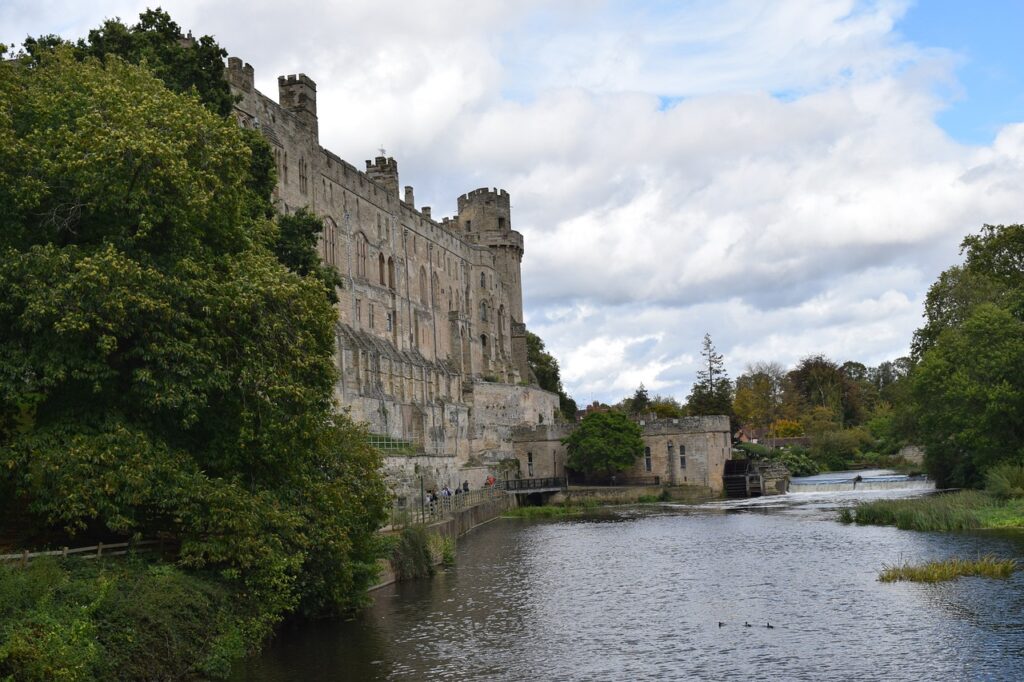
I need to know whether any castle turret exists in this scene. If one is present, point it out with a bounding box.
[226,57,254,93]
[457,188,524,322]
[366,156,399,198]
[278,74,318,136]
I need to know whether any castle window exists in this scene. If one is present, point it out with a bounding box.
[387,257,395,289]
[386,311,393,332]
[298,156,308,195]
[356,233,368,278]
[419,267,428,306]
[283,152,288,184]
[644,447,652,472]
[369,304,375,330]
[465,220,472,231]
[323,217,338,267]
[378,253,386,285]
[355,299,362,324]
[377,214,382,241]
[498,217,505,230]
[479,300,488,322]
[527,452,534,477]
[680,444,686,469]
[480,272,486,288]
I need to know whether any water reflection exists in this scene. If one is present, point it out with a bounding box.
[235,490,1024,681]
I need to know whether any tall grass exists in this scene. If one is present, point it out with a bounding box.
[879,555,1017,583]
[839,491,993,531]
[985,463,1024,500]
[388,526,436,581]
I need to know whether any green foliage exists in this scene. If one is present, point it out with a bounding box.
[878,555,1016,583]
[0,41,387,657]
[912,304,1024,488]
[687,333,733,417]
[809,426,873,471]
[985,463,1024,500]
[0,558,252,681]
[649,395,684,419]
[627,384,651,415]
[525,331,577,420]
[562,411,644,478]
[907,225,1024,488]
[273,209,344,303]
[912,224,1024,359]
[735,443,819,477]
[23,9,234,117]
[389,526,436,582]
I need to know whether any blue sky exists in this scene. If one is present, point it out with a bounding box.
[896,0,1024,145]
[4,0,1024,405]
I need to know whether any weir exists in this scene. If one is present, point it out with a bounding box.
[789,474,934,494]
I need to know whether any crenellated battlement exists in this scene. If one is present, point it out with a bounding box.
[278,73,317,135]
[457,187,510,212]
[366,156,399,198]
[225,56,254,93]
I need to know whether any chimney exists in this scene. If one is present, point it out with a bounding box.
[404,185,415,207]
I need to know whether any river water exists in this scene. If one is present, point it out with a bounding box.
[235,486,1024,681]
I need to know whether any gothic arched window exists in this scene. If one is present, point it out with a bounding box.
[356,233,368,278]
[419,267,428,306]
[378,253,386,285]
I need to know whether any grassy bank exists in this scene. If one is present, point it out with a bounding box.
[0,557,252,681]
[879,555,1017,582]
[502,500,599,519]
[838,491,1024,531]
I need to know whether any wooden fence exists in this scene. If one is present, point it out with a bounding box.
[0,539,174,567]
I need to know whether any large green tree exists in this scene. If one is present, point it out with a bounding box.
[0,47,386,644]
[909,224,1024,487]
[562,411,644,479]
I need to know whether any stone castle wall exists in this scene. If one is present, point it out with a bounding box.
[225,58,557,473]
[512,416,732,492]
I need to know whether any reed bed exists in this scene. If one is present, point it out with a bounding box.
[839,491,995,531]
[879,555,1017,583]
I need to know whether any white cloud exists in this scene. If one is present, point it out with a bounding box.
[5,0,1024,404]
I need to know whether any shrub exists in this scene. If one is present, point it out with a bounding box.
[389,526,435,581]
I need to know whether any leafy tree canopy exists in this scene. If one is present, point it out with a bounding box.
[0,48,386,641]
[908,224,1024,487]
[563,411,644,478]
[21,8,234,117]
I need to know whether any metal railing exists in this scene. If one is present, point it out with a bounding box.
[505,477,567,492]
[390,483,508,527]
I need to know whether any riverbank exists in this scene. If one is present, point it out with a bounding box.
[839,490,1024,531]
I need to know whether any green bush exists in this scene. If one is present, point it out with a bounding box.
[0,558,252,681]
[985,463,1024,500]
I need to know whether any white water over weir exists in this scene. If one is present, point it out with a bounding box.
[789,471,935,493]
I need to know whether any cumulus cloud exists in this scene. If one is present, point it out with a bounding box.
[5,0,1024,404]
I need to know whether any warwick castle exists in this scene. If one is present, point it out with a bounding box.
[225,59,731,497]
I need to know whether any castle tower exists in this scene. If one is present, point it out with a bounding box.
[366,156,400,198]
[278,74,318,136]
[456,188,524,322]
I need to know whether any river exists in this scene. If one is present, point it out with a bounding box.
[234,486,1024,681]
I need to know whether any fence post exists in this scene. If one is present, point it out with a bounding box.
[97,541,103,558]
[21,549,28,568]
[62,546,68,559]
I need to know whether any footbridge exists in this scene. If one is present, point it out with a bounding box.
[504,477,568,494]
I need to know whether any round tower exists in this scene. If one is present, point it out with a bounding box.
[456,188,524,322]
